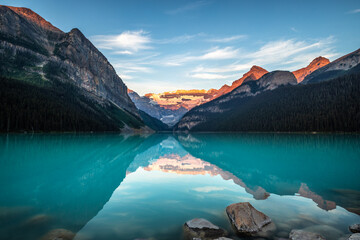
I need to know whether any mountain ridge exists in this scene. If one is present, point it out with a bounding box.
[7,6,62,32]
[174,49,360,132]
[292,56,330,82]
[0,5,158,132]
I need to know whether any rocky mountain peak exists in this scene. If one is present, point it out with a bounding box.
[229,65,268,90]
[6,6,62,32]
[292,56,330,82]
[250,65,267,73]
[258,71,297,90]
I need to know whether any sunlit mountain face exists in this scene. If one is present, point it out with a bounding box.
[141,65,269,111]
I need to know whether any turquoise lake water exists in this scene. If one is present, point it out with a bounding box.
[0,133,359,240]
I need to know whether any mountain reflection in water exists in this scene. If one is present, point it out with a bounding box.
[0,133,359,240]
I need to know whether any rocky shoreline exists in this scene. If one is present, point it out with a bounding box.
[38,202,360,240]
[181,202,360,240]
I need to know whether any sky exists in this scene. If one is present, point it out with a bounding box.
[3,0,360,95]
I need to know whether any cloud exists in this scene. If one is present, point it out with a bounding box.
[190,73,239,79]
[118,74,134,80]
[348,9,360,14]
[189,36,338,80]
[246,37,337,67]
[91,30,151,54]
[193,186,227,193]
[156,33,205,44]
[113,62,153,77]
[115,50,133,55]
[162,46,240,66]
[165,0,210,15]
[201,47,239,60]
[192,64,252,73]
[208,35,247,43]
[290,27,298,32]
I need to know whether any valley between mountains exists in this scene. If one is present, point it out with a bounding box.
[0,5,359,133]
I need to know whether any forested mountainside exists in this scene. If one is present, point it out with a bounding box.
[174,71,360,132]
[0,5,159,132]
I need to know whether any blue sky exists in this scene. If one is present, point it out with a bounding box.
[3,0,360,95]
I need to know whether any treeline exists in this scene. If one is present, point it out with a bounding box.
[0,77,144,132]
[179,73,360,132]
[139,110,170,132]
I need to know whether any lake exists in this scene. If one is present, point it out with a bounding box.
[0,133,359,240]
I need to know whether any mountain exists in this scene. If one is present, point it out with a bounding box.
[175,70,297,131]
[0,5,151,132]
[174,70,360,132]
[136,59,327,124]
[218,65,268,95]
[144,89,216,110]
[128,89,187,126]
[302,48,360,84]
[135,66,268,125]
[292,57,330,82]
[144,66,268,111]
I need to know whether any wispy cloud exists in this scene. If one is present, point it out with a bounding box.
[162,46,240,66]
[118,74,134,80]
[156,33,205,44]
[188,36,338,80]
[290,27,298,32]
[347,8,360,14]
[115,50,133,55]
[201,47,239,60]
[246,37,336,67]
[189,73,239,79]
[208,35,247,43]
[192,64,252,74]
[165,0,210,15]
[91,30,152,54]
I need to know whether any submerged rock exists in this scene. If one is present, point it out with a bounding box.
[40,228,75,240]
[24,214,52,226]
[350,224,360,233]
[289,229,326,240]
[183,218,226,239]
[225,202,271,234]
[348,233,360,240]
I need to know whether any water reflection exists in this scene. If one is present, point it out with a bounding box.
[0,133,359,240]
[177,133,360,215]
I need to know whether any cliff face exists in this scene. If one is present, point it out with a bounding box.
[0,5,150,132]
[145,89,214,111]
[292,57,330,83]
[224,65,268,93]
[0,5,138,115]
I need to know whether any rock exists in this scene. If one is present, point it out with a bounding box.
[276,231,290,238]
[292,57,330,82]
[225,202,271,234]
[24,214,52,226]
[350,224,360,233]
[303,224,342,239]
[40,228,75,240]
[289,229,326,240]
[183,218,226,239]
[349,233,360,240]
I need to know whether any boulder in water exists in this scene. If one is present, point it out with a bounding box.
[225,202,271,234]
[183,218,226,239]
